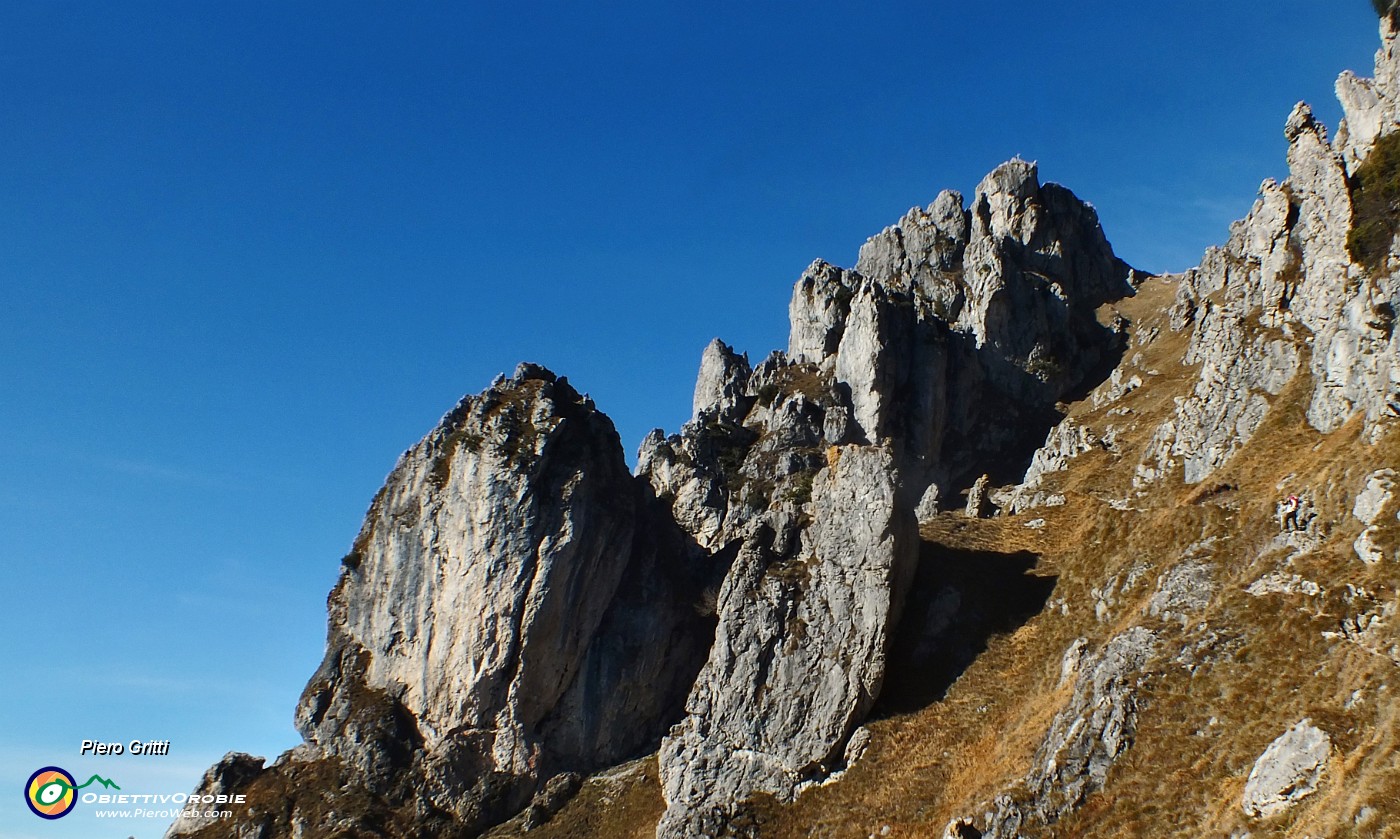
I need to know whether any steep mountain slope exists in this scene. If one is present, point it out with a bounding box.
[176,15,1400,839]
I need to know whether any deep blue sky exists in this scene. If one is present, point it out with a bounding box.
[0,3,1384,837]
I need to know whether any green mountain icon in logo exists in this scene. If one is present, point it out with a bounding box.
[39,774,121,801]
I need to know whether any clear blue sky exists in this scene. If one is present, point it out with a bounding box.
[0,3,1382,837]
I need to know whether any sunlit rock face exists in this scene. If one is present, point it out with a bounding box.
[655,446,915,838]
[170,365,712,838]
[1139,17,1400,490]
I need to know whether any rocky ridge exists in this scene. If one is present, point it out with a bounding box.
[634,156,1138,837]
[176,14,1400,839]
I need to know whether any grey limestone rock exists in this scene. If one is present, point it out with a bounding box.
[786,158,1138,501]
[693,339,753,422]
[1147,21,1400,486]
[1242,720,1332,818]
[978,627,1158,838]
[1025,628,1158,816]
[914,481,943,521]
[1353,469,1399,564]
[1247,572,1323,598]
[519,773,584,831]
[788,260,858,366]
[855,188,970,318]
[636,427,730,552]
[639,349,843,558]
[1147,560,1215,624]
[956,159,1138,384]
[1354,468,1397,526]
[993,419,1100,514]
[1336,16,1400,173]
[964,474,991,518]
[192,366,712,838]
[655,446,916,838]
[1355,526,1388,565]
[637,158,1146,837]
[1091,367,1143,408]
[306,368,641,772]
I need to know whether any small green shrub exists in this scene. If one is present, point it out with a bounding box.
[1347,131,1400,271]
[781,469,817,505]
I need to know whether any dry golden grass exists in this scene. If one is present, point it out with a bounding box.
[485,758,664,839]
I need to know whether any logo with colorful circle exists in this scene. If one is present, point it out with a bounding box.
[24,766,120,819]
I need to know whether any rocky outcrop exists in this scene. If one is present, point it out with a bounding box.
[633,163,1141,836]
[641,336,923,836]
[976,627,1159,838]
[1354,468,1397,524]
[785,159,1140,501]
[1353,468,1398,564]
[174,365,712,838]
[1146,560,1215,624]
[1241,720,1332,818]
[693,339,753,421]
[964,474,991,518]
[1143,16,1400,488]
[1144,175,1306,486]
[641,161,1138,561]
[638,349,841,556]
[993,419,1099,514]
[1336,15,1400,175]
[166,753,265,837]
[655,447,915,837]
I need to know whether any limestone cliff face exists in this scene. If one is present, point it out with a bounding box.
[634,160,1139,835]
[304,365,640,770]
[783,160,1139,502]
[173,365,711,837]
[648,160,1138,553]
[656,447,914,837]
[1135,18,1400,489]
